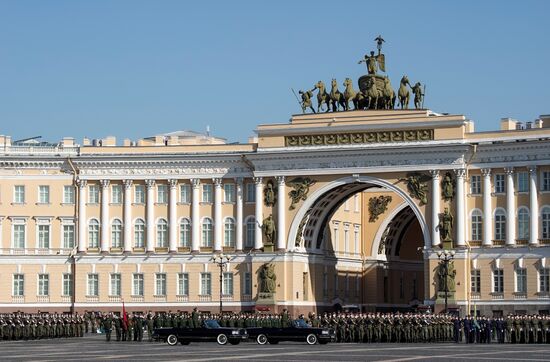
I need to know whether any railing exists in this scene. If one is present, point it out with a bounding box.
[86,295,99,303]
[540,239,550,245]
[492,240,505,246]
[1,248,77,256]
[61,296,72,303]
[153,295,167,302]
[176,295,189,302]
[12,296,24,303]
[513,293,527,299]
[221,294,233,302]
[470,293,481,300]
[536,292,550,299]
[131,295,144,303]
[490,293,504,300]
[37,295,50,303]
[468,241,482,247]
[241,295,252,302]
[108,296,121,303]
[2,145,79,155]
[198,295,212,302]
[516,239,528,246]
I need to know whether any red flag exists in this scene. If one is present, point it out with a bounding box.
[122,300,128,325]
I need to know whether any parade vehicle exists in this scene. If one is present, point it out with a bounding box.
[247,319,336,345]
[152,319,248,346]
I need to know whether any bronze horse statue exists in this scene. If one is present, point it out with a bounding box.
[363,77,381,109]
[398,75,410,109]
[382,76,396,109]
[343,78,361,111]
[329,79,346,112]
[313,80,330,113]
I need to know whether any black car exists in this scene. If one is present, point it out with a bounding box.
[247,319,335,345]
[153,319,248,346]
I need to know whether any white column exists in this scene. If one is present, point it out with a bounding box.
[235,178,243,251]
[145,179,156,253]
[529,166,539,245]
[455,169,466,247]
[214,178,223,252]
[505,167,516,246]
[77,179,87,253]
[276,176,286,251]
[123,180,133,253]
[191,179,200,252]
[481,169,493,247]
[254,177,263,250]
[430,170,440,248]
[168,179,178,253]
[100,179,110,253]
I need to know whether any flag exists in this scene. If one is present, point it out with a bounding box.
[122,300,128,326]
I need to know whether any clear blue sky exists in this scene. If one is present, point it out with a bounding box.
[0,0,548,143]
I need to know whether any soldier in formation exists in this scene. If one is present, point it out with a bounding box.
[0,312,85,340]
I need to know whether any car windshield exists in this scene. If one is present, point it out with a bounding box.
[294,319,309,328]
[204,319,221,329]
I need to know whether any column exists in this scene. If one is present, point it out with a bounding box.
[430,170,440,248]
[529,166,539,245]
[454,169,466,247]
[168,179,178,253]
[481,169,493,247]
[276,176,286,251]
[235,178,243,251]
[254,177,263,250]
[505,167,516,246]
[100,179,110,254]
[214,178,222,252]
[123,180,133,253]
[145,179,156,253]
[191,179,200,252]
[77,179,87,253]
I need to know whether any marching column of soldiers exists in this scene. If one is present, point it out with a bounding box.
[0,313,85,340]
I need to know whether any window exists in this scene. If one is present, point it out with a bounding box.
[39,275,51,299]
[493,269,504,293]
[344,199,350,211]
[470,175,481,195]
[87,274,99,296]
[156,219,168,248]
[133,273,144,296]
[88,185,99,204]
[543,207,550,239]
[180,184,191,203]
[516,268,527,293]
[155,273,166,296]
[245,217,255,248]
[245,182,255,202]
[88,219,100,248]
[111,219,123,248]
[63,186,75,204]
[517,172,529,193]
[243,272,252,295]
[62,274,73,296]
[542,171,550,192]
[224,183,235,203]
[494,210,506,240]
[200,273,211,295]
[134,219,145,248]
[110,274,121,296]
[471,269,481,293]
[111,185,122,204]
[343,225,349,255]
[157,185,168,204]
[494,174,505,193]
[201,218,213,247]
[14,185,25,204]
[13,223,26,249]
[517,208,529,240]
[177,273,189,296]
[224,218,235,247]
[471,210,482,241]
[38,224,50,249]
[13,274,24,296]
[354,194,360,212]
[134,185,145,204]
[38,185,50,204]
[202,184,212,203]
[222,272,233,295]
[179,219,191,247]
[540,268,550,293]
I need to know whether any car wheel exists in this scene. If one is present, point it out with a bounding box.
[166,334,178,346]
[217,334,228,345]
[306,333,318,345]
[256,334,268,345]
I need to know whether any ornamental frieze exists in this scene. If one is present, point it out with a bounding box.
[285,129,434,147]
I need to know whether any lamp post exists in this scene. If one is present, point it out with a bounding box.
[436,249,455,314]
[211,253,231,315]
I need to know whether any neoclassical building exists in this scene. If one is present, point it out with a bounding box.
[0,110,549,316]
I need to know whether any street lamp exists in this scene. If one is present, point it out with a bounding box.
[436,249,455,314]
[211,253,231,314]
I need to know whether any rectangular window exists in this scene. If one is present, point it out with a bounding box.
[134,185,145,204]
[354,194,360,212]
[111,185,122,204]
[471,269,481,293]
[470,175,481,195]
[516,268,527,293]
[87,274,99,296]
[471,213,482,241]
[13,223,26,249]
[38,185,50,204]
[180,184,191,203]
[245,183,255,202]
[38,224,50,249]
[133,273,144,296]
[354,227,360,255]
[224,183,235,203]
[157,185,168,204]
[222,272,233,295]
[13,274,24,296]
[243,272,252,295]
[14,185,25,204]
[517,172,529,193]
[62,273,73,296]
[344,199,350,211]
[542,171,550,192]
[493,269,504,293]
[177,273,189,296]
[540,268,550,293]
[38,274,49,296]
[110,274,121,296]
[202,184,212,203]
[88,185,99,204]
[155,273,167,296]
[344,226,349,255]
[200,272,211,295]
[494,174,505,193]
[63,186,75,204]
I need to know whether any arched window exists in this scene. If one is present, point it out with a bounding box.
[134,219,145,248]
[542,207,550,239]
[517,208,529,240]
[224,217,235,247]
[494,209,506,241]
[201,218,213,247]
[470,210,482,241]
[157,219,168,248]
[111,219,123,248]
[245,217,255,248]
[180,218,191,248]
[88,219,100,248]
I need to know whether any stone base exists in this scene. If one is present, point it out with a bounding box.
[256,292,276,306]
[263,244,274,253]
[434,291,457,313]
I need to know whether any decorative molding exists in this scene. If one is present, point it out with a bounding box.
[285,129,434,147]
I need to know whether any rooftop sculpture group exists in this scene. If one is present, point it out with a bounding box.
[295,36,425,113]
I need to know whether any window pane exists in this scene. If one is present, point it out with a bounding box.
[180,184,190,203]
